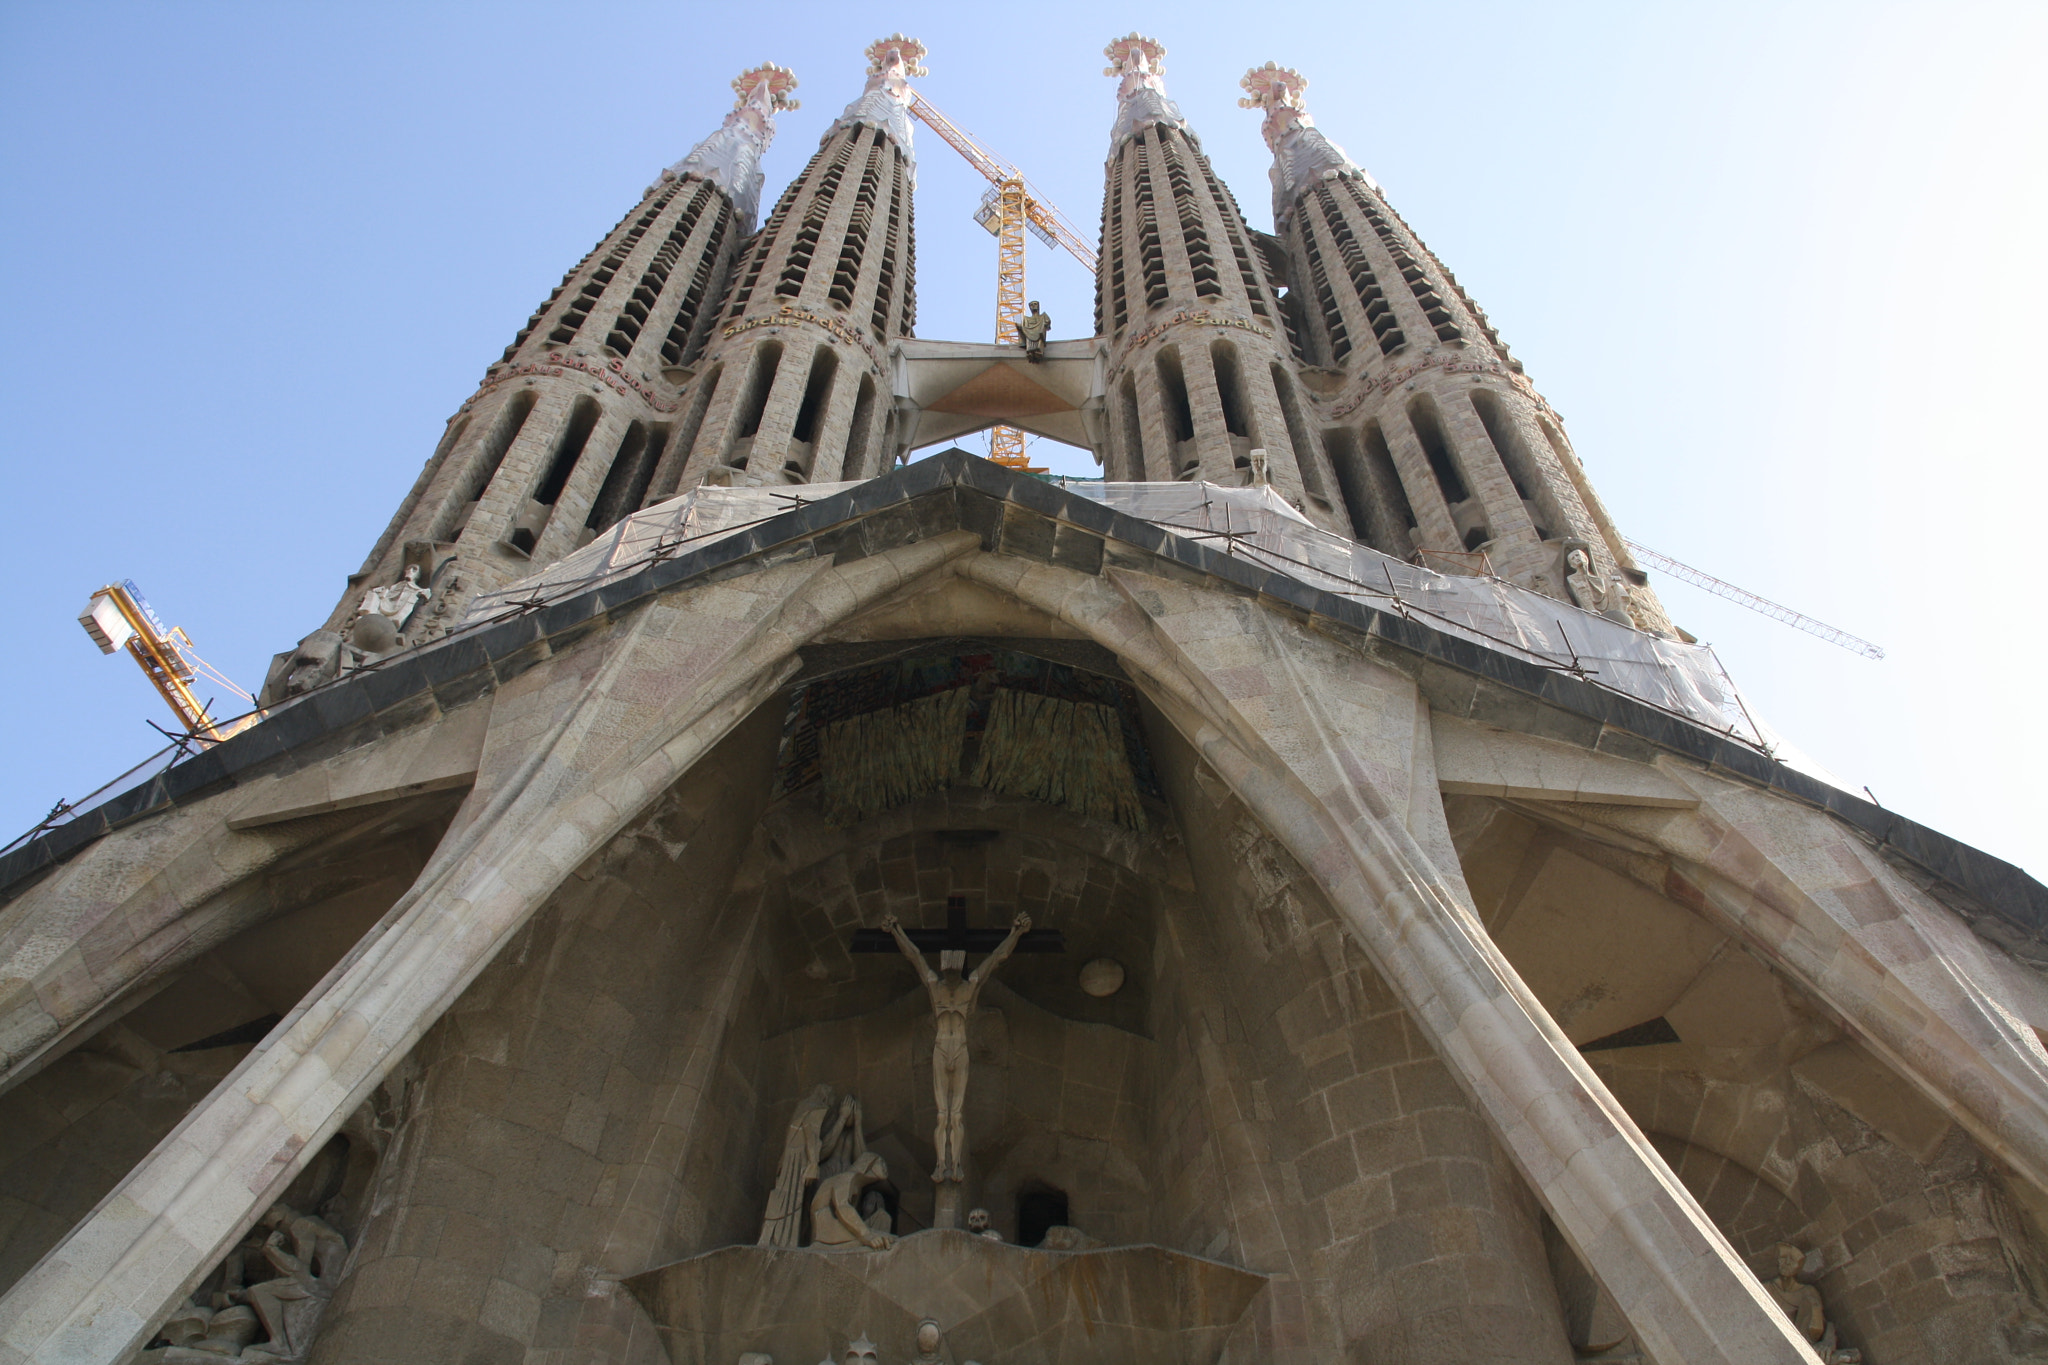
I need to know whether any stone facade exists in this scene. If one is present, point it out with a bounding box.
[4,32,2047,1365]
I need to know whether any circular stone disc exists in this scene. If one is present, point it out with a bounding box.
[1079,957,1126,997]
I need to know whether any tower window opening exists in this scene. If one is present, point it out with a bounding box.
[1363,421,1418,530]
[871,169,906,336]
[792,347,839,448]
[1271,364,1328,502]
[1017,1183,1070,1249]
[549,187,676,346]
[1212,342,1252,439]
[1159,135,1220,298]
[1324,426,1407,556]
[1406,395,1471,504]
[1471,387,1570,541]
[734,341,782,442]
[1119,374,1144,480]
[1197,148,1271,317]
[900,178,919,334]
[1156,347,1195,444]
[1131,138,1170,309]
[1297,214,1353,365]
[440,388,537,541]
[728,166,807,319]
[585,421,668,534]
[1346,182,1463,344]
[611,182,715,357]
[1463,525,1490,552]
[649,365,720,504]
[1315,186,1404,355]
[829,139,885,312]
[662,201,734,367]
[841,374,878,479]
[510,396,601,554]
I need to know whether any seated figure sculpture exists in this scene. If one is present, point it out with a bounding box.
[1766,1244,1862,1364]
[809,1152,897,1250]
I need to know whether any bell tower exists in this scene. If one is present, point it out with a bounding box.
[1241,63,1671,628]
[1093,36,1350,534]
[264,66,796,702]
[663,36,924,492]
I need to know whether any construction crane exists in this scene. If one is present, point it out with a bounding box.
[1623,541,1885,660]
[78,580,261,743]
[906,90,1098,469]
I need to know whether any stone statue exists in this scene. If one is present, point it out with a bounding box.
[818,1092,866,1181]
[909,1319,946,1365]
[809,1151,897,1250]
[1246,448,1270,487]
[1766,1244,1862,1364]
[140,1203,347,1363]
[279,631,345,698]
[760,1084,837,1248]
[841,1337,880,1365]
[1564,548,1634,627]
[1012,301,1050,362]
[351,565,429,656]
[881,911,1032,1182]
[966,1208,1001,1241]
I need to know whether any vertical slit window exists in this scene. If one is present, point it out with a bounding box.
[1131,139,1169,308]
[829,139,884,311]
[1296,214,1352,365]
[1212,342,1252,438]
[1270,365,1325,499]
[662,201,734,367]
[650,366,721,502]
[734,342,783,441]
[778,132,861,300]
[1156,348,1194,444]
[727,165,808,319]
[871,161,906,336]
[609,183,715,357]
[1119,375,1144,479]
[791,348,839,449]
[841,375,878,479]
[1316,186,1405,355]
[549,187,678,345]
[1196,150,1271,317]
[1158,136,1219,298]
[585,421,669,533]
[1468,388,1561,539]
[439,389,537,540]
[1406,395,1471,504]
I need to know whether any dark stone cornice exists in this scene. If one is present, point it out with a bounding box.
[6,452,2040,956]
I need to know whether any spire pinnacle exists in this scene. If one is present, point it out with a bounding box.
[1238,61,1373,226]
[658,63,799,230]
[1104,32,1187,151]
[832,34,926,163]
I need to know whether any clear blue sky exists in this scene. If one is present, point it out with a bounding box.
[3,2,2042,879]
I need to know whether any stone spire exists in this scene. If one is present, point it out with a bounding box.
[259,69,785,698]
[830,33,927,170]
[659,62,800,230]
[1238,62,1372,234]
[1092,35,1349,533]
[1103,32,1188,153]
[656,38,923,493]
[1240,62,1672,632]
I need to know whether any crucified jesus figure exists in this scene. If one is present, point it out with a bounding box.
[882,910,1031,1182]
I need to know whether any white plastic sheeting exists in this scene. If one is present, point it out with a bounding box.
[465,477,1786,761]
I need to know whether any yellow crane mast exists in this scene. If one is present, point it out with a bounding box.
[905,91,1099,469]
[78,580,259,744]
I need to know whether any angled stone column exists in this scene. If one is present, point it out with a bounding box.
[954,554,1817,1365]
[0,534,981,1365]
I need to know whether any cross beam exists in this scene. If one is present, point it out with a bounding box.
[849,894,1065,955]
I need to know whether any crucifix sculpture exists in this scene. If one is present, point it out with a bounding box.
[851,895,1063,1223]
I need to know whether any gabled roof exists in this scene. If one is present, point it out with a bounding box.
[6,452,2040,953]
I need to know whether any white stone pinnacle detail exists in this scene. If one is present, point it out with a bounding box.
[1239,61,1377,227]
[658,62,799,230]
[831,33,926,171]
[1104,32,1189,153]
